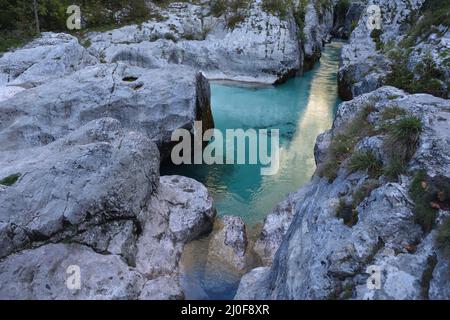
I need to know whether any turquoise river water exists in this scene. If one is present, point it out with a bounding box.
[161,41,344,299]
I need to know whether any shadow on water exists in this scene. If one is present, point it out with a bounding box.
[161,41,344,300]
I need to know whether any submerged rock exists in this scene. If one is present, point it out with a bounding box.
[207,215,249,271]
[234,267,270,300]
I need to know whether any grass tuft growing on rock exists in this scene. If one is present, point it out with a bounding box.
[0,173,21,186]
[348,151,382,178]
[382,116,423,181]
[318,106,376,181]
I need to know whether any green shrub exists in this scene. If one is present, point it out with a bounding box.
[400,0,450,48]
[385,49,447,98]
[293,0,308,40]
[261,0,291,18]
[348,151,382,178]
[382,116,423,180]
[410,170,438,233]
[382,158,406,181]
[0,173,21,186]
[318,106,376,181]
[370,28,383,51]
[226,13,246,29]
[211,0,228,17]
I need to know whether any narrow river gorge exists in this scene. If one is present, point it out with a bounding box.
[162,41,344,299]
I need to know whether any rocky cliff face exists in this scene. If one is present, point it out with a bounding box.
[0,28,216,298]
[85,0,337,83]
[0,0,338,300]
[338,0,449,100]
[236,0,450,300]
[237,87,450,300]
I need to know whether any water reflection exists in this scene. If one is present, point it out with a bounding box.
[162,41,343,226]
[162,41,344,300]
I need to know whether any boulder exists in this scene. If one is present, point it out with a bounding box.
[0,117,159,259]
[234,267,270,300]
[0,32,97,88]
[136,175,216,277]
[253,191,300,265]
[0,243,144,300]
[207,216,249,271]
[0,63,213,157]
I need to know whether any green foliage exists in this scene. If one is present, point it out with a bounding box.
[0,173,21,186]
[348,151,382,178]
[400,0,450,48]
[209,0,250,29]
[382,116,423,181]
[385,0,450,98]
[408,170,450,234]
[261,0,291,18]
[318,106,376,181]
[211,0,228,17]
[382,158,406,181]
[0,0,151,52]
[370,28,383,51]
[293,0,308,41]
[386,32,447,98]
[335,0,349,18]
[389,116,423,142]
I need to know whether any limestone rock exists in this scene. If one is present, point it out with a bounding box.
[139,276,184,300]
[0,63,213,157]
[207,216,249,271]
[237,87,450,300]
[253,191,300,265]
[136,175,216,277]
[0,32,97,88]
[0,118,159,259]
[234,267,270,300]
[0,243,144,300]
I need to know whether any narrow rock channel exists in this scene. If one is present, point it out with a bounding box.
[162,41,344,299]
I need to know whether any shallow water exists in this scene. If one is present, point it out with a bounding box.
[162,41,343,226]
[161,41,344,299]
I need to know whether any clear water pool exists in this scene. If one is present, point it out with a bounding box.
[161,41,344,300]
